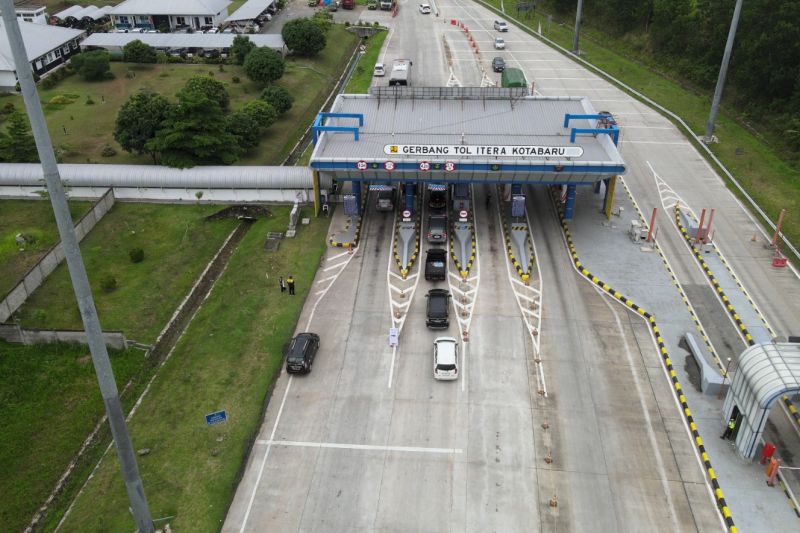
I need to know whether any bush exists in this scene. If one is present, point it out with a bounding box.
[282,18,327,56]
[101,145,116,157]
[40,76,58,90]
[260,85,293,115]
[167,55,185,63]
[232,76,240,83]
[48,95,73,106]
[243,47,285,84]
[129,247,145,263]
[123,39,157,63]
[156,51,168,64]
[100,274,117,293]
[70,50,112,81]
[85,95,95,105]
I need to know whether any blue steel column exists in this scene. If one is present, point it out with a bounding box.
[564,184,577,220]
[352,180,362,216]
[405,183,415,212]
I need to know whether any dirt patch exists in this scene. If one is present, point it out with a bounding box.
[76,355,91,366]
[206,205,271,221]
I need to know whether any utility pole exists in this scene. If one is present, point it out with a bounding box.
[704,0,744,143]
[0,2,154,531]
[572,0,584,55]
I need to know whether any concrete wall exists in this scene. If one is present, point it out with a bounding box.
[0,323,127,350]
[0,188,115,323]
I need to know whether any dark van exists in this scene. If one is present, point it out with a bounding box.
[426,289,450,329]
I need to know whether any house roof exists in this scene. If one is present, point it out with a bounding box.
[0,20,84,71]
[53,5,83,19]
[81,32,283,50]
[225,0,273,22]
[111,0,231,16]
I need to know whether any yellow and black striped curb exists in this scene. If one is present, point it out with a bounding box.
[783,396,800,431]
[502,221,533,282]
[781,479,800,518]
[450,221,476,277]
[550,187,737,532]
[674,208,755,345]
[329,216,362,248]
[393,209,421,277]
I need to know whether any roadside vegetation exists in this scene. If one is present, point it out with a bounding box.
[0,200,90,296]
[55,207,330,531]
[16,204,237,343]
[482,0,800,258]
[0,341,142,533]
[344,28,388,93]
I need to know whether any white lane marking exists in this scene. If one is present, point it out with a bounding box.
[379,27,394,65]
[323,261,347,272]
[621,140,691,145]
[595,286,681,531]
[316,275,337,284]
[387,345,397,389]
[239,376,293,533]
[328,250,352,261]
[258,440,463,455]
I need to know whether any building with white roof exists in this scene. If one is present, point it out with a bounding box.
[9,2,47,25]
[0,19,85,90]
[110,0,231,32]
[225,0,274,25]
[81,31,284,55]
[53,5,112,27]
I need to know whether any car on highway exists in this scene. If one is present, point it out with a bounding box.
[494,20,509,32]
[426,289,450,329]
[425,248,447,281]
[429,189,446,209]
[492,56,506,72]
[427,213,448,243]
[433,337,459,380]
[494,37,506,50]
[285,332,320,374]
[375,188,395,211]
[373,63,386,77]
[419,3,431,13]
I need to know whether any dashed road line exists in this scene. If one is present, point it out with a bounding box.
[255,440,463,455]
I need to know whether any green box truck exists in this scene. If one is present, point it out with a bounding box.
[501,68,527,88]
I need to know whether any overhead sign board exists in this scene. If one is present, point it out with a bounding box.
[384,144,584,158]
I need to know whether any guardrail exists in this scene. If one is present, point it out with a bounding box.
[473,0,799,264]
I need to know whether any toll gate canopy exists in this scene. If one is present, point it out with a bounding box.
[310,87,625,185]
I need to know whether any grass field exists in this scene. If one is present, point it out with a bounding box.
[55,207,330,531]
[18,24,356,166]
[0,340,143,533]
[482,0,800,257]
[0,200,90,297]
[344,28,387,93]
[16,204,238,343]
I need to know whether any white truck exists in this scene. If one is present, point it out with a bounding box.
[380,0,395,10]
[388,59,412,86]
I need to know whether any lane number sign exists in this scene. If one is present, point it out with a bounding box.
[356,160,367,171]
[384,161,396,171]
[444,161,456,172]
[419,161,430,171]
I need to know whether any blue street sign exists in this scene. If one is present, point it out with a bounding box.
[205,410,227,426]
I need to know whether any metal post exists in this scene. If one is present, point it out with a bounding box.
[646,207,657,243]
[718,357,733,400]
[703,0,744,143]
[771,209,786,248]
[704,208,715,244]
[696,208,707,245]
[0,3,154,531]
[572,0,584,55]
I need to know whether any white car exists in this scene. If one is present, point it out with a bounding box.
[433,337,459,381]
[373,63,386,77]
[419,3,431,14]
[494,37,506,50]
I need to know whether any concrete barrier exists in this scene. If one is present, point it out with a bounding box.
[0,323,127,350]
[0,189,115,323]
[685,332,727,395]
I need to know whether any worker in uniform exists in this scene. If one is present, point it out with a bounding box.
[721,417,737,440]
[279,276,286,293]
[287,275,295,296]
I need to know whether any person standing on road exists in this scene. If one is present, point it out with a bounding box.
[279,276,286,293]
[287,275,295,295]
[485,190,492,209]
[720,417,737,440]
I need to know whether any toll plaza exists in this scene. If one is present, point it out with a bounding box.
[309,86,625,217]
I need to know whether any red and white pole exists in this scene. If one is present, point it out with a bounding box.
[704,208,715,244]
[646,207,657,242]
[696,208,707,245]
[771,209,786,248]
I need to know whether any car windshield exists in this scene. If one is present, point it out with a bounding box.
[431,261,445,267]
[437,364,456,371]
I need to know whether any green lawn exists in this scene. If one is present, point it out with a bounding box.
[0,341,142,533]
[16,204,238,343]
[17,24,357,166]
[56,207,331,531]
[481,0,800,258]
[344,28,388,93]
[0,200,91,297]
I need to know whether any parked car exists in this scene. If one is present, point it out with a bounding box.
[494,20,509,32]
[426,289,450,329]
[492,56,506,72]
[429,189,446,210]
[427,214,448,243]
[285,332,320,374]
[367,0,378,8]
[328,1,338,11]
[308,0,318,6]
[373,63,386,77]
[433,337,459,380]
[425,248,447,281]
[419,3,431,13]
[494,37,506,50]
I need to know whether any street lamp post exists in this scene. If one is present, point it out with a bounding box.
[572,0,584,55]
[718,357,734,400]
[703,0,745,143]
[0,1,154,531]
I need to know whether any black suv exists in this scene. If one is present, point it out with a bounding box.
[492,57,506,72]
[426,289,450,329]
[429,189,447,210]
[285,332,320,374]
[425,248,447,281]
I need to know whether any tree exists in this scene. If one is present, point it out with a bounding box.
[226,110,262,150]
[260,85,293,115]
[231,35,256,65]
[282,18,327,57]
[242,100,278,128]
[123,39,157,63]
[70,50,112,81]
[243,47,285,84]
[178,75,230,110]
[113,90,172,163]
[0,112,38,162]
[147,90,241,168]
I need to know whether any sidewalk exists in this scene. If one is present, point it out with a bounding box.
[564,181,798,531]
